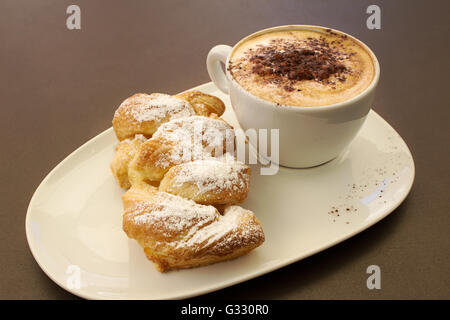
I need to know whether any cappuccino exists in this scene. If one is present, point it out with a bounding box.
[229,28,375,107]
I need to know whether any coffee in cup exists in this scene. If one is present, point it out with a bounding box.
[228,29,375,107]
[207,25,380,168]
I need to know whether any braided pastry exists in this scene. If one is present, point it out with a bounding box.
[112,91,225,141]
[111,91,264,272]
[159,157,250,205]
[129,115,235,184]
[122,186,264,272]
[176,90,226,117]
[110,134,147,189]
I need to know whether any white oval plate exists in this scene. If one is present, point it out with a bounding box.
[26,82,414,300]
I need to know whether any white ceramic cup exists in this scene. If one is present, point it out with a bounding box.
[207,25,380,168]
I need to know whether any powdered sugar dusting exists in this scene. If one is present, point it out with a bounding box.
[151,116,235,168]
[119,133,147,145]
[171,157,249,196]
[169,205,263,252]
[132,192,217,236]
[129,194,263,253]
[121,94,195,123]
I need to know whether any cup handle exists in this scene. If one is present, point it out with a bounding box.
[207,45,232,94]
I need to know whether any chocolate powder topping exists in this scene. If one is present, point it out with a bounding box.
[228,35,357,92]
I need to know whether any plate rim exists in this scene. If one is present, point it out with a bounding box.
[25,82,415,300]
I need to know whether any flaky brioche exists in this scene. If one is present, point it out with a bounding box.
[128,116,235,184]
[176,90,226,117]
[110,91,265,272]
[122,187,264,272]
[112,91,226,141]
[159,157,250,205]
[110,134,147,189]
[112,93,195,141]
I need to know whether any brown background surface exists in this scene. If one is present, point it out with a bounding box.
[1,0,449,299]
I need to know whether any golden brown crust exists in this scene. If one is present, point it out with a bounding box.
[122,188,264,272]
[129,116,235,185]
[112,93,196,141]
[128,139,176,184]
[176,91,226,117]
[110,91,265,273]
[159,158,250,205]
[110,135,147,188]
[112,91,225,142]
